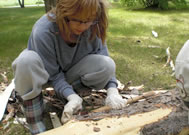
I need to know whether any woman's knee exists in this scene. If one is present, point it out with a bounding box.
[65,54,116,84]
[12,50,44,72]
[99,55,116,76]
[12,50,49,100]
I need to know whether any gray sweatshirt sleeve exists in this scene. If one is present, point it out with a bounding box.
[96,39,118,89]
[28,23,76,99]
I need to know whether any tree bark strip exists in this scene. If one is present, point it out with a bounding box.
[92,91,156,113]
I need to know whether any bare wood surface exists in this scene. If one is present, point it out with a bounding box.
[39,108,172,135]
[49,112,62,128]
[37,89,189,135]
[127,91,156,104]
[92,91,156,113]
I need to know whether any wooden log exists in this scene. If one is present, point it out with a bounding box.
[39,108,172,135]
[38,89,188,135]
[92,91,156,113]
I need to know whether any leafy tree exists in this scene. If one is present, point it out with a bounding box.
[18,0,24,8]
[44,0,57,12]
[120,0,187,9]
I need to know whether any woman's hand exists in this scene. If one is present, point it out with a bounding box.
[61,94,83,124]
[105,87,127,109]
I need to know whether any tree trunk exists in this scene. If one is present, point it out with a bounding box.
[18,0,24,8]
[145,0,159,8]
[44,0,57,13]
[38,89,189,135]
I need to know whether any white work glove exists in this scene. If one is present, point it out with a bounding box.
[61,94,83,124]
[105,87,127,109]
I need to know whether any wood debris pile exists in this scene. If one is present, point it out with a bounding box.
[163,47,175,76]
[75,89,180,120]
[75,87,189,135]
[0,72,24,131]
[0,72,8,92]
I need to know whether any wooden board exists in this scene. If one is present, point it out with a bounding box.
[49,112,61,128]
[40,108,172,135]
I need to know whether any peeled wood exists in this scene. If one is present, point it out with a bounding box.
[39,108,172,135]
[0,80,15,121]
[92,91,156,113]
[49,112,62,128]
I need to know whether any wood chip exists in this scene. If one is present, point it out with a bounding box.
[45,87,55,96]
[2,104,15,123]
[93,127,100,132]
[0,72,8,83]
[128,84,144,91]
[49,112,62,128]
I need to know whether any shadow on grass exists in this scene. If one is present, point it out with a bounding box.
[130,6,189,14]
[107,3,189,90]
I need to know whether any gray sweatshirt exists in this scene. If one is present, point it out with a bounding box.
[28,14,117,99]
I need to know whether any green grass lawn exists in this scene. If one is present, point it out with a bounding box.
[0,0,44,7]
[0,7,45,82]
[108,3,189,90]
[0,2,189,135]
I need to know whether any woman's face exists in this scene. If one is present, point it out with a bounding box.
[67,13,96,35]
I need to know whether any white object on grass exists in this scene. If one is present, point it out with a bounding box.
[152,30,158,38]
[0,79,15,121]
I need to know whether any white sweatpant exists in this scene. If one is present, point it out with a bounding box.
[12,49,116,100]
